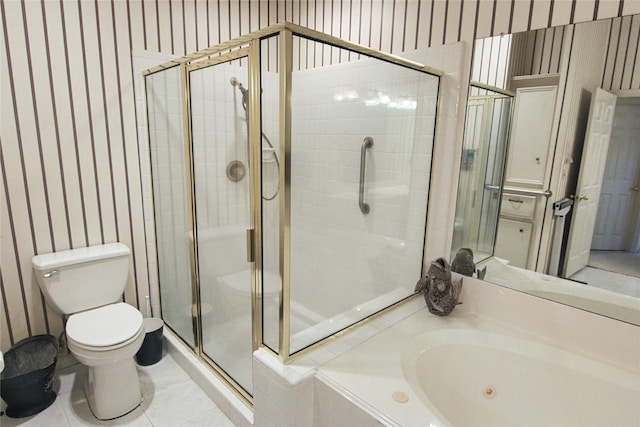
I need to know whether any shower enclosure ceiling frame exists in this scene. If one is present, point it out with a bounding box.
[144,22,444,404]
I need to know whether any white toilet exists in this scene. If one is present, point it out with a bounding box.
[32,243,145,420]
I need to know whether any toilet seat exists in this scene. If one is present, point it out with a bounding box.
[66,302,143,349]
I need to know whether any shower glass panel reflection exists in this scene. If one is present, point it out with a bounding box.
[189,57,253,394]
[452,84,513,262]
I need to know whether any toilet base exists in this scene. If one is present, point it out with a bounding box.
[84,357,142,420]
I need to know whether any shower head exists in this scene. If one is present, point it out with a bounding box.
[230,76,248,96]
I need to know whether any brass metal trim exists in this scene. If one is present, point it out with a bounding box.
[246,228,255,263]
[278,29,293,362]
[283,22,443,77]
[180,63,202,352]
[470,80,516,97]
[143,23,286,76]
[187,47,251,72]
[248,40,264,355]
[143,22,444,78]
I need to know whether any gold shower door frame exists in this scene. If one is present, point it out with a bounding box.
[186,47,261,405]
[144,22,443,406]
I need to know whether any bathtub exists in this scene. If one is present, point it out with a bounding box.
[403,328,639,426]
[316,282,640,426]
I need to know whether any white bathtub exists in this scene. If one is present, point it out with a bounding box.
[403,328,639,426]
[317,282,640,427]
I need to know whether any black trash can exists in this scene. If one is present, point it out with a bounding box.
[135,318,164,366]
[1,335,58,418]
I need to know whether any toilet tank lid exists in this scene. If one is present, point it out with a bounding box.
[32,243,130,270]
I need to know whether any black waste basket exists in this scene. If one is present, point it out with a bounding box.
[1,335,58,418]
[135,318,164,366]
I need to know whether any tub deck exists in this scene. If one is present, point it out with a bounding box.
[317,285,640,427]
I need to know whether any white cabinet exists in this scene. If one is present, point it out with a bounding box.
[495,84,558,270]
[504,86,558,189]
[494,218,533,268]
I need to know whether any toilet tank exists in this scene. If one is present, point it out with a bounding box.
[32,243,131,315]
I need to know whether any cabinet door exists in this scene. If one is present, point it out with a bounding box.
[494,218,533,268]
[505,86,557,188]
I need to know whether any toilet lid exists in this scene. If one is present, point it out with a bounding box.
[66,303,143,347]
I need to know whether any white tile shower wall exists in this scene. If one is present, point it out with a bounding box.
[190,64,249,230]
[289,56,438,319]
[189,62,280,233]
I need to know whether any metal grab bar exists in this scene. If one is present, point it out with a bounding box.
[359,136,374,214]
[485,184,552,198]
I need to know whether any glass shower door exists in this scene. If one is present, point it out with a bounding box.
[189,57,254,394]
[451,86,512,262]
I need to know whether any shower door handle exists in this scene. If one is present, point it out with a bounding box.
[246,228,255,263]
[359,137,374,215]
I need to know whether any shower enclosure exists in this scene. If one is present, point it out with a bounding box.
[452,83,513,262]
[144,23,441,402]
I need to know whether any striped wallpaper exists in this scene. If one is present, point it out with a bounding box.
[473,13,640,91]
[511,25,567,76]
[2,0,640,352]
[602,13,640,91]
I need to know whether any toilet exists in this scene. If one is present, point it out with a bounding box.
[32,243,144,420]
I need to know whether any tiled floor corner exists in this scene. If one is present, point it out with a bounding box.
[0,352,236,427]
[569,250,640,298]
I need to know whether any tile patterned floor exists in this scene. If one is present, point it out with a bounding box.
[569,250,640,298]
[589,250,640,278]
[0,352,236,427]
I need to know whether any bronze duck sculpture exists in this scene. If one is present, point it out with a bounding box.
[415,257,463,316]
[451,247,487,279]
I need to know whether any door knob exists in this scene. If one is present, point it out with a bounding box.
[632,186,639,191]
[578,194,589,201]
